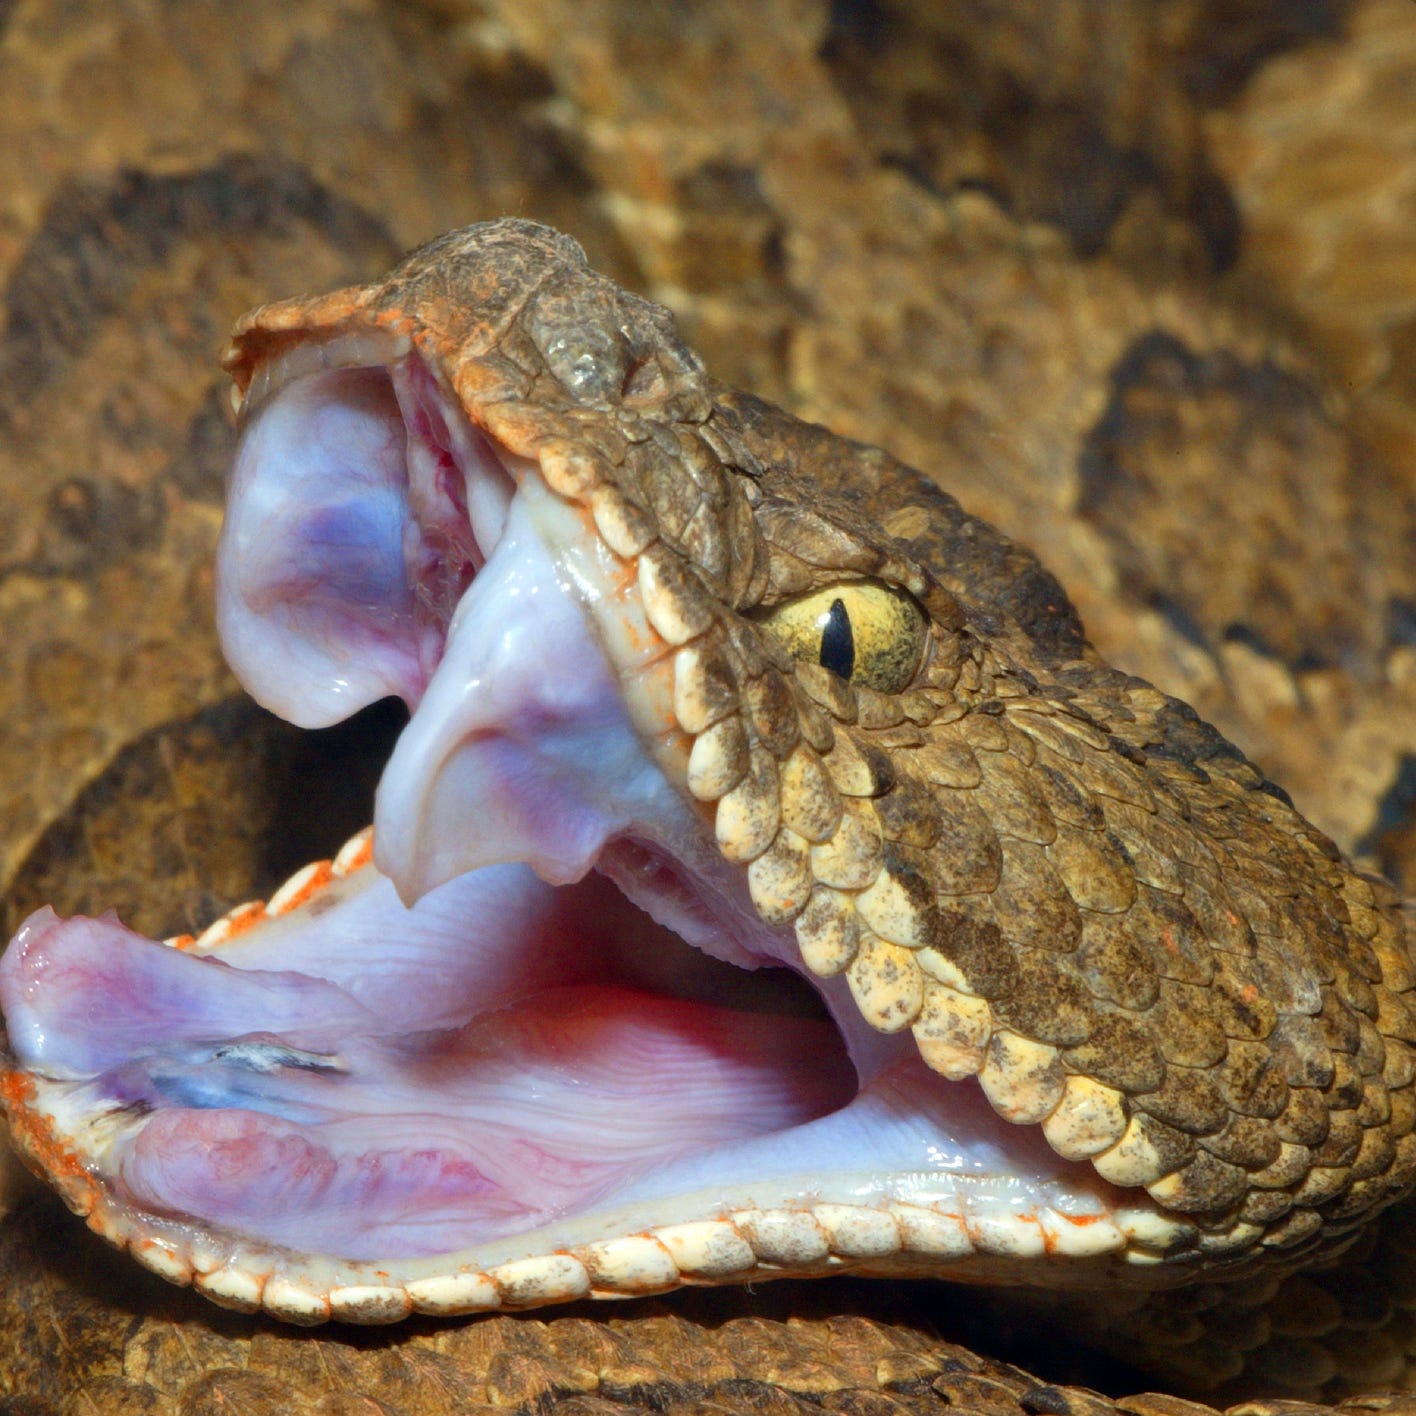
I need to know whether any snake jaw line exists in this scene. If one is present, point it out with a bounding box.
[2,222,1415,1394]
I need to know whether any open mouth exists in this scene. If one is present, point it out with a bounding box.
[0,328,1176,1326]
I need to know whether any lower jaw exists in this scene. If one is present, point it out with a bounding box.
[4,1063,1152,1331]
[0,841,1170,1327]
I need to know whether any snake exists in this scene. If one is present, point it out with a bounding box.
[5,217,1416,1410]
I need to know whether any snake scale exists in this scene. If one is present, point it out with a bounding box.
[4,2,1416,1414]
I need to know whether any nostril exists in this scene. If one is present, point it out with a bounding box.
[621,354,667,403]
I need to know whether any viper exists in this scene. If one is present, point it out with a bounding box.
[4,220,1415,1399]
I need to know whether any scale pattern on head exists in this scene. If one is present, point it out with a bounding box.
[226,219,1416,1271]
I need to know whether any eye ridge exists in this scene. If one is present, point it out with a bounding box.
[819,597,855,681]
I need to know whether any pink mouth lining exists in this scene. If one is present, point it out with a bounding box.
[0,341,1138,1294]
[2,861,858,1261]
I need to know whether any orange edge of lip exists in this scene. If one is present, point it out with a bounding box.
[1,1070,101,1212]
[271,863,336,917]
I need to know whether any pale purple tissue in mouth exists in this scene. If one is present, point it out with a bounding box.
[0,349,1102,1273]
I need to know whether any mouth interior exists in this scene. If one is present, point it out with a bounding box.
[1,343,1119,1274]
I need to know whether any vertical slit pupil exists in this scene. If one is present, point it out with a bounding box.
[819,597,855,681]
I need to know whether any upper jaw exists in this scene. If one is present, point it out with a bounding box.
[213,336,767,953]
[369,479,679,902]
[211,335,896,1053]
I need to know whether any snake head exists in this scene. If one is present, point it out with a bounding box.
[3,222,1414,1366]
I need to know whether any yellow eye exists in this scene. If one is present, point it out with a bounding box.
[755,580,928,694]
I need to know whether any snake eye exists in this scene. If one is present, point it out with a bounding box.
[754,580,928,694]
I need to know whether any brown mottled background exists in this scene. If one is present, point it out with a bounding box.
[2,1,1416,1412]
